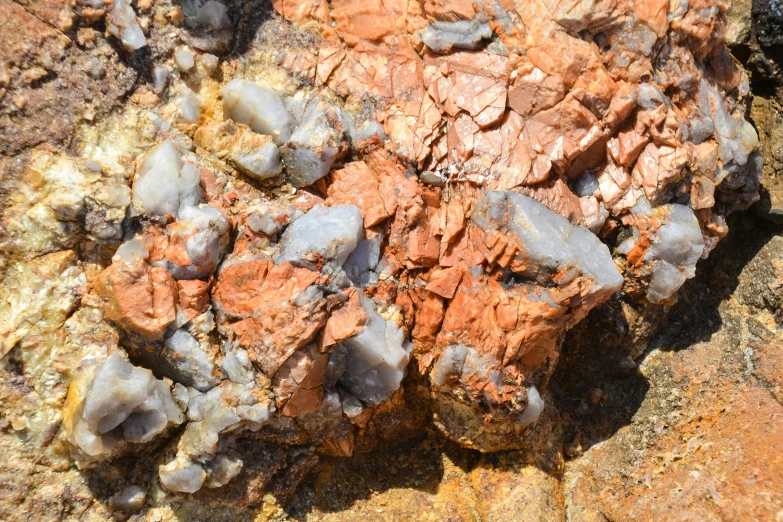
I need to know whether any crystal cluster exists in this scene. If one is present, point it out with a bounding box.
[32,0,759,494]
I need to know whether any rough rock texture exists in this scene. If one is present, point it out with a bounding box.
[1,0,782,520]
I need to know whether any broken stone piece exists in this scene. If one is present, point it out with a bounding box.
[132,140,202,217]
[195,120,282,180]
[106,0,146,51]
[339,295,411,406]
[221,79,295,145]
[275,204,363,270]
[420,18,493,53]
[282,99,349,188]
[96,239,178,341]
[65,351,184,461]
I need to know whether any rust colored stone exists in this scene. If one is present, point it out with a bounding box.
[177,279,211,320]
[96,259,177,340]
[321,287,368,348]
[213,259,321,319]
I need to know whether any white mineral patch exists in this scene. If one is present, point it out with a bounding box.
[283,100,346,188]
[108,485,146,513]
[162,329,219,392]
[473,191,624,293]
[167,204,230,279]
[644,204,705,303]
[275,205,363,269]
[132,140,202,216]
[222,79,294,144]
[72,352,183,457]
[106,0,146,51]
[175,48,195,72]
[339,296,410,405]
[420,18,493,52]
[518,385,545,426]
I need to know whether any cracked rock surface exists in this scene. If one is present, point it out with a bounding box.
[1,0,782,520]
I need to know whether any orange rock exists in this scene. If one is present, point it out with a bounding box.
[425,266,463,299]
[177,279,211,320]
[212,259,320,318]
[96,259,177,340]
[231,300,329,376]
[327,161,396,227]
[321,287,368,348]
[275,345,329,416]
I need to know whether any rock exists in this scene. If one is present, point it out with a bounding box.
[339,295,411,405]
[275,205,363,270]
[195,120,282,180]
[420,18,493,53]
[643,204,705,303]
[107,485,146,513]
[752,0,783,48]
[164,204,230,279]
[64,351,184,462]
[105,0,146,51]
[472,190,623,296]
[132,140,202,217]
[175,48,196,72]
[160,329,219,392]
[221,79,295,145]
[282,99,349,188]
[95,239,178,341]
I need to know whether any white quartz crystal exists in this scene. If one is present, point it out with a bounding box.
[167,204,230,279]
[132,140,202,217]
[282,100,346,188]
[275,205,363,269]
[472,191,623,293]
[230,135,281,179]
[221,79,294,144]
[420,18,493,53]
[644,204,705,303]
[518,385,545,426]
[339,296,411,405]
[72,352,184,457]
[108,485,146,513]
[162,329,219,392]
[159,455,207,494]
[205,454,243,488]
[175,48,195,72]
[106,0,146,51]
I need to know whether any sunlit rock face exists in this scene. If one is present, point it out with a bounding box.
[10,0,760,497]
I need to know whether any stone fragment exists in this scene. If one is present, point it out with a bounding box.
[160,329,220,392]
[107,485,146,513]
[327,161,396,227]
[164,204,230,279]
[106,0,146,51]
[221,79,295,145]
[282,99,349,188]
[643,204,705,303]
[195,120,282,180]
[64,351,184,461]
[275,205,363,270]
[339,296,411,405]
[420,18,493,53]
[132,140,202,217]
[472,191,623,296]
[95,239,178,341]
